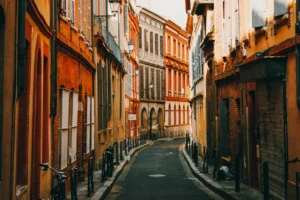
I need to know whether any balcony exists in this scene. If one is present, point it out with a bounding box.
[94,16,122,64]
[192,0,214,16]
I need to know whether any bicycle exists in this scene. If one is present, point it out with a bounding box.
[39,163,68,200]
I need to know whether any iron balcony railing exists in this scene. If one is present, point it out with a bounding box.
[94,16,122,64]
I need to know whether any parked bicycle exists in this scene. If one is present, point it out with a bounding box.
[39,163,68,200]
[39,163,85,200]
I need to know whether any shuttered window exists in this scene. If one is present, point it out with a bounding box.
[144,29,148,52]
[145,67,149,98]
[59,88,69,169]
[252,0,267,28]
[167,36,171,53]
[140,66,144,98]
[160,36,163,56]
[235,0,240,44]
[155,34,158,54]
[274,0,288,17]
[150,32,153,53]
[156,69,160,99]
[93,0,98,15]
[69,91,78,162]
[139,27,142,48]
[173,39,176,56]
[98,63,103,130]
[161,71,164,98]
[124,4,129,35]
[88,0,91,43]
[85,96,95,153]
[151,68,154,98]
[79,0,82,32]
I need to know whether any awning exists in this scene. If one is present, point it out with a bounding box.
[238,56,286,83]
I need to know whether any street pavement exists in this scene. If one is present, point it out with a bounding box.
[105,139,223,200]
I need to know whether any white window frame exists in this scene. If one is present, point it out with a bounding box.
[85,96,95,153]
[59,88,70,170]
[69,91,78,163]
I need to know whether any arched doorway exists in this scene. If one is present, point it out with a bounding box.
[157,109,163,137]
[31,37,42,200]
[149,108,157,140]
[141,108,148,136]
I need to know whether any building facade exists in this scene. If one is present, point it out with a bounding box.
[164,20,190,138]
[138,8,165,139]
[94,0,126,168]
[186,0,300,199]
[124,0,140,141]
[0,0,17,199]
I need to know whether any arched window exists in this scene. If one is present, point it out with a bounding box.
[168,104,171,125]
[174,105,176,125]
[141,108,147,128]
[179,105,181,125]
[0,5,5,181]
[183,105,185,124]
[187,107,189,124]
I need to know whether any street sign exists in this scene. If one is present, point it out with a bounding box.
[128,114,136,120]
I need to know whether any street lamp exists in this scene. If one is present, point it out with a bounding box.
[94,0,121,23]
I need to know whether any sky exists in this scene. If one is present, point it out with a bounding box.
[136,0,188,29]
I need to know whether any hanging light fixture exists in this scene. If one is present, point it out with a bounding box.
[109,0,121,16]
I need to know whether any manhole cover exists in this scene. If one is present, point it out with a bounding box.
[148,174,166,178]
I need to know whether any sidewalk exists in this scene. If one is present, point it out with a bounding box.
[182,147,264,200]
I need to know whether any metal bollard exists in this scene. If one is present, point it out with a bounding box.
[235,153,240,193]
[115,142,119,165]
[296,171,300,200]
[87,157,95,197]
[263,161,269,200]
[194,144,198,166]
[125,139,128,155]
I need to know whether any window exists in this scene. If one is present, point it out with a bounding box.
[139,66,144,98]
[87,0,91,43]
[142,108,147,128]
[168,104,171,125]
[124,4,129,35]
[160,36,163,56]
[274,0,288,17]
[252,0,267,28]
[179,106,181,125]
[85,95,95,153]
[150,32,153,53]
[174,105,177,125]
[182,44,185,60]
[0,6,4,181]
[93,0,98,15]
[187,107,190,124]
[98,63,103,130]
[178,42,180,58]
[155,34,158,54]
[179,73,181,96]
[173,39,176,56]
[59,88,69,169]
[71,0,75,24]
[79,0,82,32]
[168,69,171,95]
[69,91,78,162]
[144,29,148,52]
[183,106,186,124]
[167,36,171,53]
[139,27,142,48]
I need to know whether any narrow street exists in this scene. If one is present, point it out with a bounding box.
[105,139,222,200]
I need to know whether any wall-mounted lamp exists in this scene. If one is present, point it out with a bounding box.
[94,0,121,23]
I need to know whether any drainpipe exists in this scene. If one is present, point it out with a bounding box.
[296,0,300,109]
[17,0,26,99]
[283,62,288,200]
[50,0,57,178]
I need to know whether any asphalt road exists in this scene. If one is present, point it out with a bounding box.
[105,139,223,200]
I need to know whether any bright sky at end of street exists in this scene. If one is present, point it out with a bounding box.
[136,0,188,29]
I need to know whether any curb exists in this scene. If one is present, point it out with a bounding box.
[182,147,237,200]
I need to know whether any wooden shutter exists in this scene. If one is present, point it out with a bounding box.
[124,4,129,35]
[145,67,149,98]
[144,29,148,52]
[60,89,69,169]
[161,71,164,99]
[150,32,153,53]
[140,66,144,98]
[274,0,288,17]
[155,34,158,54]
[91,97,95,150]
[139,27,142,48]
[151,68,154,98]
[156,69,160,99]
[252,0,266,28]
[160,36,163,56]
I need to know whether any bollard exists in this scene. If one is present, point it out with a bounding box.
[125,139,128,155]
[101,152,106,182]
[120,141,123,161]
[194,144,198,166]
[87,157,95,197]
[296,171,300,200]
[235,153,240,193]
[185,134,188,151]
[116,142,119,165]
[70,169,76,200]
[263,161,269,200]
[202,146,206,173]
